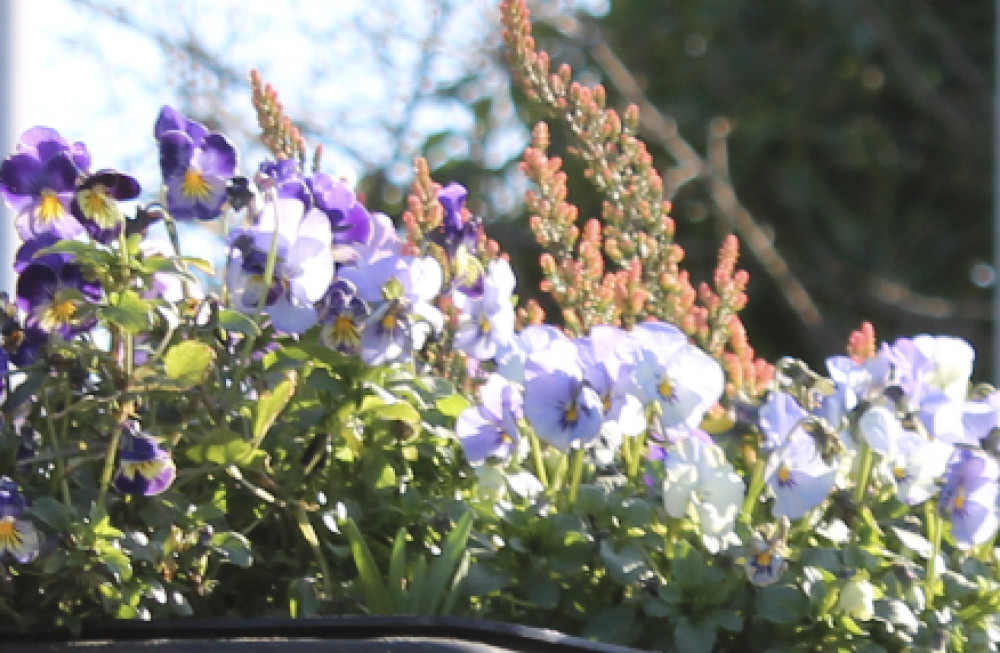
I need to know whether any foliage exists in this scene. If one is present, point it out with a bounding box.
[1,2,999,652]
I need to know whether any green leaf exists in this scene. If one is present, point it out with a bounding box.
[435,394,470,418]
[582,606,640,645]
[522,574,560,609]
[210,531,253,568]
[252,372,297,445]
[416,511,473,615]
[163,340,216,388]
[341,518,394,614]
[674,616,717,653]
[599,540,650,585]
[288,577,319,618]
[186,428,253,465]
[388,528,408,612]
[216,308,262,336]
[104,290,151,334]
[26,497,75,532]
[756,584,808,624]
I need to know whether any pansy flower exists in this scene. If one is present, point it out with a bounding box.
[660,429,744,552]
[70,170,141,243]
[938,447,999,549]
[0,126,89,240]
[113,424,177,496]
[745,532,787,587]
[429,182,481,259]
[226,197,334,333]
[453,259,516,361]
[457,374,524,464]
[309,171,372,252]
[629,321,724,429]
[522,338,604,451]
[317,280,369,355]
[156,105,238,220]
[16,252,101,339]
[0,476,40,563]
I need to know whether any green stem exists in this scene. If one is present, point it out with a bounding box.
[852,440,874,508]
[740,457,766,524]
[566,446,586,508]
[925,500,943,606]
[528,429,549,489]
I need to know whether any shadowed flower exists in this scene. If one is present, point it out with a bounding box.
[430,182,480,259]
[317,280,369,355]
[457,374,524,464]
[765,429,838,520]
[661,429,744,552]
[938,447,999,549]
[0,126,89,240]
[156,106,238,220]
[0,476,39,563]
[453,259,516,361]
[16,252,102,338]
[113,424,177,496]
[71,170,141,243]
[745,532,787,587]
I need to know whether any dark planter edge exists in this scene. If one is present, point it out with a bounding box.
[0,615,653,652]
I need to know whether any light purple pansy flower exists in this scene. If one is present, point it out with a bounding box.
[629,321,724,429]
[938,447,1000,549]
[453,258,516,361]
[456,374,524,464]
[226,197,334,334]
[522,338,604,451]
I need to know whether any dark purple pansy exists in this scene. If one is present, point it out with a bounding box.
[429,182,480,259]
[16,253,101,338]
[318,280,370,356]
[309,172,372,247]
[113,424,177,496]
[156,106,238,220]
[71,170,141,243]
[0,127,89,240]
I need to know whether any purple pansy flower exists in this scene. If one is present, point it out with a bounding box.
[0,126,89,240]
[71,170,141,243]
[258,159,310,206]
[226,198,334,334]
[938,447,1000,549]
[522,338,604,451]
[113,424,177,496]
[745,532,787,587]
[0,476,39,563]
[156,105,238,220]
[430,182,480,259]
[309,172,372,250]
[17,252,102,338]
[457,374,524,464]
[317,280,370,356]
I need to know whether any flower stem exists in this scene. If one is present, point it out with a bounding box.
[740,457,766,524]
[567,446,586,508]
[852,441,873,508]
[528,429,549,488]
[924,500,943,606]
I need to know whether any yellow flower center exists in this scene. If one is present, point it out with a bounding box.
[777,465,792,485]
[331,315,360,348]
[893,465,906,481]
[38,189,65,223]
[121,458,169,481]
[564,402,578,425]
[0,519,17,538]
[954,486,967,511]
[77,185,122,228]
[0,517,23,550]
[182,168,211,200]
[754,551,772,568]
[40,298,77,330]
[479,317,492,335]
[381,311,398,332]
[658,376,674,400]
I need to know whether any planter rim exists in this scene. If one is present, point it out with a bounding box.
[0,615,653,652]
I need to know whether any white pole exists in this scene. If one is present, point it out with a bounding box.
[0,0,22,297]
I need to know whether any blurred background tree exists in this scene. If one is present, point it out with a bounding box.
[58,0,996,373]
